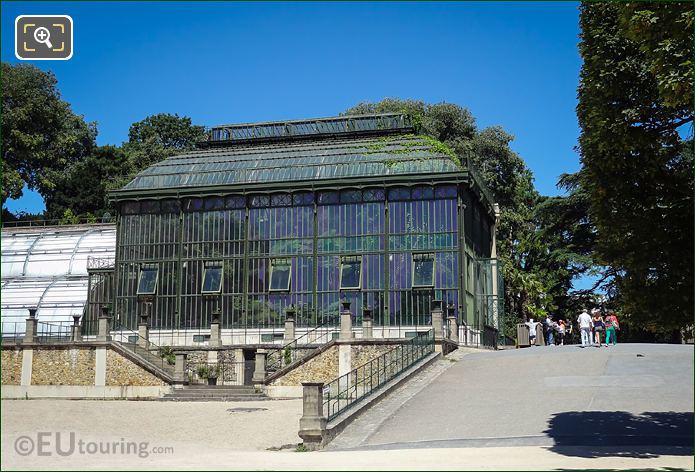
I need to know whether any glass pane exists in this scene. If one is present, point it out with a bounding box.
[121,201,140,215]
[413,258,435,287]
[204,197,224,211]
[340,260,362,289]
[202,266,223,293]
[183,198,203,212]
[269,262,291,291]
[160,199,180,213]
[137,268,158,294]
[141,200,160,213]
[225,195,246,209]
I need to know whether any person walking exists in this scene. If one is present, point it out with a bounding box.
[557,319,566,346]
[592,310,605,347]
[545,314,555,346]
[578,309,592,347]
[604,310,619,346]
[526,318,537,346]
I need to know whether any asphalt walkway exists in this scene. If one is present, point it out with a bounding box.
[330,343,694,460]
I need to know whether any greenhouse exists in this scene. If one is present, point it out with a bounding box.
[91,113,500,340]
[0,225,116,336]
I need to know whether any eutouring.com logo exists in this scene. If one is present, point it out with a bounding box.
[14,433,174,458]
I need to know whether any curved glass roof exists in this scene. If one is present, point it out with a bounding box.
[1,225,116,328]
[116,132,462,196]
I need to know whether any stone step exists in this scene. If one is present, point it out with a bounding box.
[166,391,261,397]
[184,385,255,390]
[159,396,269,402]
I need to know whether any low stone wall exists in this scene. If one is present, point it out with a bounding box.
[271,345,339,386]
[1,349,22,385]
[32,347,95,386]
[106,350,164,387]
[1,344,171,399]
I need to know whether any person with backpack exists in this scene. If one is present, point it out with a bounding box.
[592,309,605,347]
[604,310,620,346]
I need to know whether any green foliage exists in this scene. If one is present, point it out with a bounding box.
[158,345,176,366]
[1,62,96,205]
[283,346,292,365]
[59,209,80,225]
[44,145,131,218]
[123,113,207,171]
[196,364,218,379]
[576,2,693,334]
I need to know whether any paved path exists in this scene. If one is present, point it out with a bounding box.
[330,343,694,458]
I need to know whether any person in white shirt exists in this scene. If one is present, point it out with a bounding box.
[577,309,593,347]
[525,318,537,346]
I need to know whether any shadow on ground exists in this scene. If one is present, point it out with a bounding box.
[545,411,694,458]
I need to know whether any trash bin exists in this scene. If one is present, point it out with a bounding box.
[516,323,530,348]
[535,322,546,346]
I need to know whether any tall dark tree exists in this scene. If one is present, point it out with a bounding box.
[576,2,693,335]
[1,62,96,208]
[45,146,131,219]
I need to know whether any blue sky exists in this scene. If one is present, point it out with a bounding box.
[2,1,591,288]
[3,1,582,204]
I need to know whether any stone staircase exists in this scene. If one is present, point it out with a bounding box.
[109,341,175,383]
[161,385,267,402]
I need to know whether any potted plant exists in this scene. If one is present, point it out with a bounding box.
[196,365,219,386]
[208,365,219,386]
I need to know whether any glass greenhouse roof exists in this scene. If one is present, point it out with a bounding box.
[115,116,465,197]
[1,225,116,328]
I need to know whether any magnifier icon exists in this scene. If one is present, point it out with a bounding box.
[33,27,53,49]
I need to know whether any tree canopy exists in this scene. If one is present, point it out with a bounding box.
[1,63,96,206]
[576,1,693,336]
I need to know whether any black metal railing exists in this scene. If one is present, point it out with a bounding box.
[323,329,435,421]
[266,319,340,373]
[111,325,175,375]
[2,216,115,228]
[482,325,499,349]
[35,321,73,343]
[1,321,25,343]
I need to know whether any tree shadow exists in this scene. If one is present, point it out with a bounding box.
[544,411,694,458]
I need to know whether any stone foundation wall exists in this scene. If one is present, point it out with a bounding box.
[31,348,95,386]
[1,350,23,385]
[351,345,394,369]
[271,346,339,386]
[106,351,164,386]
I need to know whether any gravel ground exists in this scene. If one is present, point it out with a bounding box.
[1,398,303,466]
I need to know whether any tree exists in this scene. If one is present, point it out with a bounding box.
[123,113,207,170]
[576,2,693,335]
[1,62,96,208]
[45,146,131,218]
